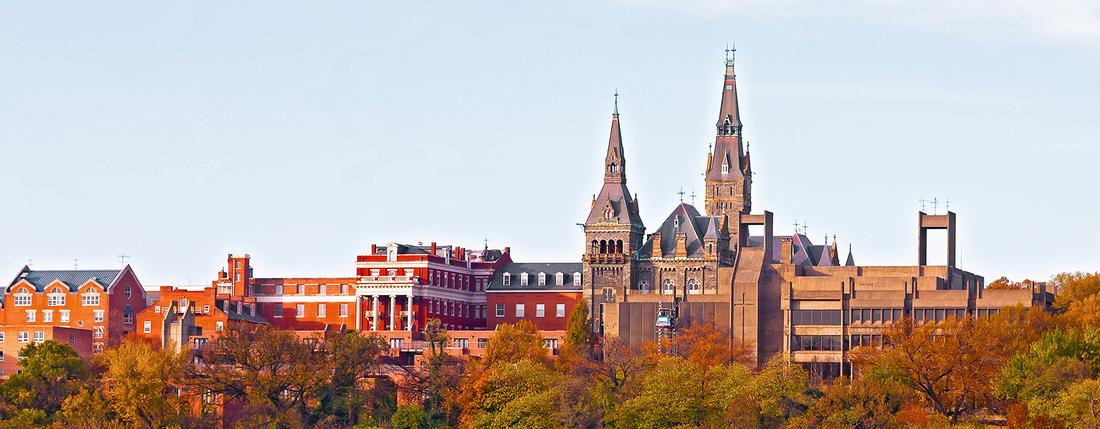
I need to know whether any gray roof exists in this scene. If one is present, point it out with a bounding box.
[8,266,121,293]
[640,203,725,258]
[487,262,583,292]
[215,299,269,324]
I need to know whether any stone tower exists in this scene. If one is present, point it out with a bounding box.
[705,48,752,218]
[582,94,645,334]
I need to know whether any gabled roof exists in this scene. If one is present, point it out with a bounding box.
[215,299,269,324]
[486,262,582,292]
[640,203,724,258]
[7,266,121,293]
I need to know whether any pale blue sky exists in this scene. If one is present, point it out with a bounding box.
[2,1,1098,286]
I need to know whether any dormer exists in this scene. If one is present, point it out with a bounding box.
[555,272,564,286]
[538,272,546,286]
[520,273,529,286]
[573,272,582,286]
[503,273,512,286]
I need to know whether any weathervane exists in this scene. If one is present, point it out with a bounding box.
[677,188,686,203]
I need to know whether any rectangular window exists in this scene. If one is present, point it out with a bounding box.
[60,310,70,322]
[556,303,566,318]
[791,309,842,326]
[94,310,104,323]
[545,339,558,350]
[143,321,152,333]
[318,304,327,317]
[935,309,945,322]
[496,304,505,318]
[862,309,871,322]
[851,309,861,323]
[94,327,103,339]
[872,309,882,323]
[26,310,35,323]
[216,321,224,331]
[33,332,44,343]
[18,332,28,343]
[894,309,903,321]
[13,295,31,306]
[454,338,469,349]
[340,304,349,317]
[389,338,402,350]
[477,338,488,349]
[536,304,545,318]
[573,274,581,286]
[203,305,210,314]
[43,311,53,322]
[273,305,283,318]
[915,309,925,321]
[275,284,283,295]
[0,332,4,342]
[0,351,4,361]
[82,294,100,306]
[48,294,65,306]
[296,304,305,316]
[515,304,525,318]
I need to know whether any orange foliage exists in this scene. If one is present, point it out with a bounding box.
[670,321,755,367]
[987,276,1037,290]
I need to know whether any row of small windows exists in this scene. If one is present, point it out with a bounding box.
[790,334,887,352]
[23,309,103,324]
[591,239,625,254]
[792,307,1004,325]
[494,303,567,319]
[13,291,101,307]
[502,272,581,287]
[634,279,703,294]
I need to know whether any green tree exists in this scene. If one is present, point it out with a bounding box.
[995,328,1100,418]
[391,404,428,429]
[317,330,388,426]
[611,356,707,428]
[1053,378,1100,428]
[0,340,87,417]
[58,386,119,428]
[561,299,592,363]
[481,320,548,369]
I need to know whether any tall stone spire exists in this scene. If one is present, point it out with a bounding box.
[705,46,752,217]
[604,90,627,185]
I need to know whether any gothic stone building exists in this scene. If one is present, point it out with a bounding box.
[582,52,1053,375]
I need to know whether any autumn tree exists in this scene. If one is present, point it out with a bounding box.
[396,318,464,426]
[314,329,389,426]
[671,321,754,368]
[97,337,189,428]
[852,317,1015,422]
[1051,271,1100,310]
[185,324,328,427]
[480,320,547,369]
[995,327,1100,420]
[1052,378,1100,428]
[0,340,87,418]
[560,299,592,366]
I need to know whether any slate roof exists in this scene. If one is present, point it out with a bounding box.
[7,266,121,293]
[749,234,828,267]
[845,245,856,266]
[486,262,583,292]
[215,299,269,324]
[640,203,724,258]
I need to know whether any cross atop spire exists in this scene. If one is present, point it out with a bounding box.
[613,88,619,117]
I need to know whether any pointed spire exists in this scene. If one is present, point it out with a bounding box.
[845,243,856,266]
[716,44,743,136]
[604,90,627,184]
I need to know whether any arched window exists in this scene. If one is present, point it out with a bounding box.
[555,272,564,286]
[125,285,132,299]
[616,240,624,254]
[520,273,529,286]
[687,279,701,294]
[600,240,608,254]
[502,273,512,286]
[638,280,650,293]
[537,272,546,286]
[663,279,674,294]
[602,288,615,302]
[591,240,599,254]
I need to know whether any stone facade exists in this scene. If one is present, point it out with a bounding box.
[582,51,1054,369]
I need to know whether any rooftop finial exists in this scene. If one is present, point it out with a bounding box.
[725,43,736,64]
[678,187,686,203]
[613,88,619,117]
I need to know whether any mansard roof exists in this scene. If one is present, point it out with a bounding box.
[486,262,582,292]
[640,203,724,258]
[7,266,122,293]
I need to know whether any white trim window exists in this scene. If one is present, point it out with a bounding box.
[318,304,327,317]
[94,310,104,323]
[536,304,545,318]
[515,304,525,318]
[43,310,53,322]
[573,273,582,286]
[687,279,702,295]
[13,293,31,307]
[93,327,104,339]
[0,332,4,343]
[143,321,152,333]
[556,303,566,318]
[33,332,45,343]
[47,288,66,306]
[125,285,132,299]
[273,305,283,318]
[496,304,505,318]
[502,273,512,286]
[555,273,564,286]
[60,310,70,322]
[538,273,546,286]
[339,303,349,317]
[25,310,36,322]
[17,332,29,343]
[82,292,101,306]
[663,279,675,294]
[520,273,529,286]
[296,304,305,316]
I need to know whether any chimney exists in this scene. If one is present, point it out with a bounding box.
[504,246,511,255]
[780,237,794,264]
[675,233,688,258]
[371,244,377,254]
[431,242,437,256]
[651,234,663,258]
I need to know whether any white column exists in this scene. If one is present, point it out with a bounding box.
[355,295,362,331]
[372,295,379,331]
[389,295,396,331]
[407,294,414,332]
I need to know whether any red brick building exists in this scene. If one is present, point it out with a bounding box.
[0,325,92,377]
[3,265,146,353]
[135,282,266,352]
[485,262,582,331]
